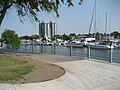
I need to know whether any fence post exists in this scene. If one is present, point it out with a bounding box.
[32,43,34,53]
[87,46,90,59]
[19,44,21,52]
[109,48,113,63]
[41,44,44,53]
[25,44,27,52]
[54,44,56,54]
[39,43,41,53]
[70,45,72,56]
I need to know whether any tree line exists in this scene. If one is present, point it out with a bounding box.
[0,29,120,49]
[19,31,120,41]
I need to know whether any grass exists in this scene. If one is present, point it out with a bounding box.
[0,54,34,83]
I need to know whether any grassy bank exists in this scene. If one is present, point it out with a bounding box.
[0,53,65,83]
[0,54,34,83]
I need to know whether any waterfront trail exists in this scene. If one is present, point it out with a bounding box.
[0,53,120,90]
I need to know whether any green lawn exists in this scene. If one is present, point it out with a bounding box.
[0,54,34,83]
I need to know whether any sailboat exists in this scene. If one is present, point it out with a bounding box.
[90,42,114,49]
[88,0,114,49]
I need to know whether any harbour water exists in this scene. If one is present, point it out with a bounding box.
[19,44,120,63]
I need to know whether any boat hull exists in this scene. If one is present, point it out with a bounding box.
[90,45,114,50]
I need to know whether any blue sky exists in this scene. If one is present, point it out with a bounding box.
[0,0,120,36]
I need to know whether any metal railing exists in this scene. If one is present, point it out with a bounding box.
[2,44,120,63]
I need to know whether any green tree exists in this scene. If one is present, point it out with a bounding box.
[69,33,76,38]
[95,32,100,41]
[51,36,56,41]
[110,31,120,39]
[1,29,21,49]
[0,38,2,42]
[54,34,62,39]
[62,33,71,41]
[0,0,83,26]
[30,34,39,40]
[20,35,31,40]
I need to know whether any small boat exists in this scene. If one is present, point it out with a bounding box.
[90,43,114,49]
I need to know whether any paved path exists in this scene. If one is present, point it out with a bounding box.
[0,54,120,90]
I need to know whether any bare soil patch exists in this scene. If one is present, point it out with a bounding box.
[0,53,65,83]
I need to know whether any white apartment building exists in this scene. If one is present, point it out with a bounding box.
[39,21,57,38]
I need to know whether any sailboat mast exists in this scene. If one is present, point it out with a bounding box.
[105,13,107,40]
[88,0,97,35]
[94,0,97,37]
[108,13,111,39]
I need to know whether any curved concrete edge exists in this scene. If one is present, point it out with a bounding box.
[0,60,120,90]
[0,71,85,90]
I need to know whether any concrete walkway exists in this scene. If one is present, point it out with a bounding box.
[0,54,120,90]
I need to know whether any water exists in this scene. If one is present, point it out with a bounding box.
[18,44,120,63]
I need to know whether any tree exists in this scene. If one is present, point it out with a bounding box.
[0,38,2,42]
[95,32,100,41]
[69,33,76,38]
[51,36,56,41]
[20,35,31,40]
[1,29,21,49]
[0,0,83,26]
[30,34,39,40]
[110,31,120,39]
[62,33,71,41]
[54,34,62,39]
[20,34,39,41]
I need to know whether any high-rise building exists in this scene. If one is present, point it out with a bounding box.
[39,21,57,38]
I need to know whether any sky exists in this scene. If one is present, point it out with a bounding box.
[0,0,120,36]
